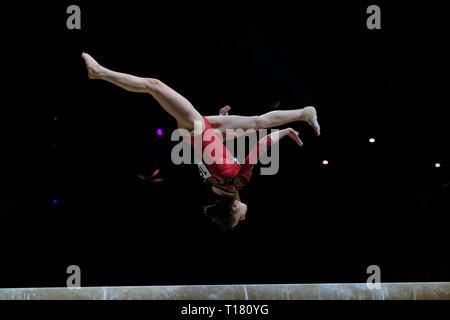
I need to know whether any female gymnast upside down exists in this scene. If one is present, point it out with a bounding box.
[81,52,320,231]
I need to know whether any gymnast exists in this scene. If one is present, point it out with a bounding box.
[81,52,320,231]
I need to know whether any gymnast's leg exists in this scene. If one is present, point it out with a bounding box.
[81,52,203,132]
[207,107,320,136]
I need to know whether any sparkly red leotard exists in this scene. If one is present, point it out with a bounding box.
[189,116,272,193]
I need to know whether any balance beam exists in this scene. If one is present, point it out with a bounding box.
[0,283,449,300]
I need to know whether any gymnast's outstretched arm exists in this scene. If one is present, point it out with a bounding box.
[237,127,303,183]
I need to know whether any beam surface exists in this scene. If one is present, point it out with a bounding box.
[0,283,449,300]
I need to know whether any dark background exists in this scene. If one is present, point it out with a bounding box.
[0,2,448,288]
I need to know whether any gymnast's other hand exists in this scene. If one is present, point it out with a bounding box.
[219,105,231,116]
[285,128,304,147]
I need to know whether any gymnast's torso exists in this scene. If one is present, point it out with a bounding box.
[187,116,270,194]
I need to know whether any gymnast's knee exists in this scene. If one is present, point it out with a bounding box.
[144,78,163,92]
[255,115,269,130]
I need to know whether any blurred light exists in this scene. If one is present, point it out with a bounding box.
[156,129,163,136]
[52,200,58,204]
[53,116,58,121]
[151,168,160,177]
[272,101,281,109]
[435,163,441,168]
[233,157,238,162]
[369,138,376,143]
[322,160,329,165]
[137,174,147,181]
[138,168,166,183]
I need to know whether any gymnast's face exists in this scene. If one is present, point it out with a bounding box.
[231,200,247,228]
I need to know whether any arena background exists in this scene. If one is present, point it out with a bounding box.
[0,2,448,288]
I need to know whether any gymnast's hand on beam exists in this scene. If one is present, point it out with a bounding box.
[219,105,231,116]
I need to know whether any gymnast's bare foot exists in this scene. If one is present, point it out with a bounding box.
[81,52,103,79]
[300,106,321,136]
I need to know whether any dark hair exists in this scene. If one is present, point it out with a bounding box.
[203,197,235,231]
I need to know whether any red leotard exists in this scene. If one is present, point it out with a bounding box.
[189,116,272,193]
